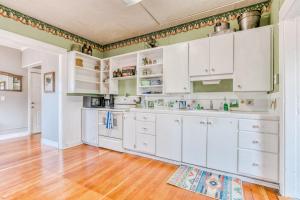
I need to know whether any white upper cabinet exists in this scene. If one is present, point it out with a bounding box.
[210,33,234,75]
[189,38,210,76]
[188,33,234,80]
[233,26,272,92]
[164,43,190,93]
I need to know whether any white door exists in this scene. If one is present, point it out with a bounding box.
[233,26,272,91]
[82,109,98,146]
[156,114,182,161]
[209,33,234,75]
[182,116,207,167]
[123,112,136,150]
[189,38,210,76]
[164,43,190,93]
[30,72,41,133]
[207,117,238,173]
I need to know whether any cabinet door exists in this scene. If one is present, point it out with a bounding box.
[81,109,98,146]
[156,114,182,161]
[207,117,238,173]
[233,27,272,91]
[123,112,136,150]
[209,33,234,75]
[189,38,210,76]
[182,116,207,166]
[164,43,190,93]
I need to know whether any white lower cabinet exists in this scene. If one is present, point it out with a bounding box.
[81,109,98,146]
[182,116,207,167]
[156,114,182,161]
[136,133,155,155]
[238,149,278,182]
[207,117,238,173]
[123,112,136,151]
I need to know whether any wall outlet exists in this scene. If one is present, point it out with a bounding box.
[246,99,254,106]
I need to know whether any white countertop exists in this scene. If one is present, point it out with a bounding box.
[130,108,279,121]
[82,107,279,120]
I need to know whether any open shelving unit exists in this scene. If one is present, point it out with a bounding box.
[137,48,164,95]
[68,51,101,94]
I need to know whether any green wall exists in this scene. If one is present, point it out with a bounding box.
[0,17,103,58]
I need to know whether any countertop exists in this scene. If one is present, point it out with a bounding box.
[82,107,279,120]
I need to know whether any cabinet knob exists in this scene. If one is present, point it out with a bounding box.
[205,69,209,72]
[207,121,212,125]
[200,121,206,125]
[238,85,242,88]
[252,140,259,144]
[143,127,148,131]
[143,142,148,146]
[211,68,215,72]
[252,125,260,129]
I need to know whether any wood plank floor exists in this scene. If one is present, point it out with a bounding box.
[0,134,279,200]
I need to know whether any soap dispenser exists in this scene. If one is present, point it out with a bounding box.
[223,97,229,111]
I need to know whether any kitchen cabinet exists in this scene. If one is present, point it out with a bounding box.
[81,109,98,146]
[189,38,210,76]
[123,112,136,150]
[182,116,207,166]
[188,33,233,79]
[164,43,190,93]
[207,117,238,173]
[156,114,182,161]
[233,26,272,92]
[209,33,234,75]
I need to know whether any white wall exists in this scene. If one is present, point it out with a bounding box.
[0,45,28,135]
[22,48,60,143]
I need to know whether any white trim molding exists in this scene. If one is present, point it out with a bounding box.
[41,138,59,148]
[0,130,30,140]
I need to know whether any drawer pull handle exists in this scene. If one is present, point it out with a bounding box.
[252,140,259,144]
[207,121,213,125]
[143,142,148,146]
[143,128,148,131]
[200,121,206,124]
[252,125,260,129]
[252,163,259,167]
[143,117,148,120]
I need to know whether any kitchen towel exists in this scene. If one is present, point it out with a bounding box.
[105,111,113,129]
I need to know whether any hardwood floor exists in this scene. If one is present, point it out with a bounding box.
[0,134,279,200]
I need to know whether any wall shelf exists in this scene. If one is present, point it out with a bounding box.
[111,76,136,81]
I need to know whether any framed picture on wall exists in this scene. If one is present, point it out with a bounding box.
[44,72,55,93]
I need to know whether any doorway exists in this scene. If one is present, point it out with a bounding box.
[29,67,41,134]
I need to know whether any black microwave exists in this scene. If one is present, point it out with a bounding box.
[83,96,105,108]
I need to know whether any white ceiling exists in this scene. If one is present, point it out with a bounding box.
[0,0,266,44]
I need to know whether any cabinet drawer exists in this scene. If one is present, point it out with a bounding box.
[136,133,155,155]
[239,131,278,153]
[136,113,155,122]
[239,119,278,134]
[136,121,155,135]
[238,149,278,182]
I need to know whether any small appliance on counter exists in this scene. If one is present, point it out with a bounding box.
[83,96,105,108]
[104,95,115,108]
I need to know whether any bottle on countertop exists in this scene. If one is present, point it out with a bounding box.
[223,97,229,111]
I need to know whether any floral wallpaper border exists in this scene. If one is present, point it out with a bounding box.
[103,1,271,51]
[0,1,271,52]
[0,4,103,51]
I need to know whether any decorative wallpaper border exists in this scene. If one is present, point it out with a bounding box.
[103,1,271,51]
[0,4,103,51]
[0,1,271,52]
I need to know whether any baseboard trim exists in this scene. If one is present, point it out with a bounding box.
[41,138,59,148]
[0,131,30,140]
[63,140,82,149]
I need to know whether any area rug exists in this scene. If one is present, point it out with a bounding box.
[167,165,243,200]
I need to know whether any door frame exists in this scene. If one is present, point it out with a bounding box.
[0,28,67,149]
[27,65,42,135]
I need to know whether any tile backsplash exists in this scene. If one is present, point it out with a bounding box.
[140,92,279,113]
